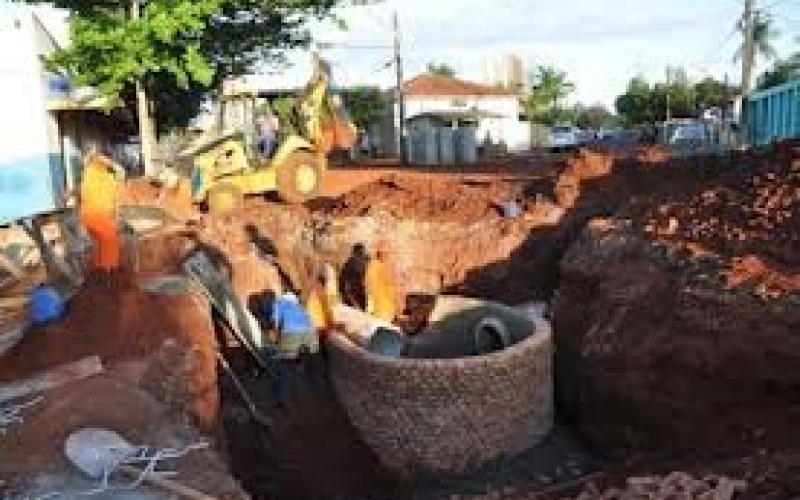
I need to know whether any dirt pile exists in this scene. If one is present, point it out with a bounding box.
[572,472,746,500]
[0,270,220,428]
[628,153,800,295]
[553,213,800,456]
[308,174,535,223]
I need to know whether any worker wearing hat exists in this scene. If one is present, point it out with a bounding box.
[364,240,399,322]
[65,147,125,275]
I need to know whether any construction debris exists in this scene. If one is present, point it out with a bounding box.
[0,356,103,404]
[0,396,43,434]
[572,472,747,500]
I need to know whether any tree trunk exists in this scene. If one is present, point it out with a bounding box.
[135,79,157,176]
[132,0,157,176]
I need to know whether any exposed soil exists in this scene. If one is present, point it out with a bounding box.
[307,173,556,223]
[548,145,800,496]
[5,142,800,500]
[0,269,220,429]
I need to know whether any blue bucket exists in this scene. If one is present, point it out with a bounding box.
[29,285,67,325]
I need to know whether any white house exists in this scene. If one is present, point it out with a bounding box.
[401,74,530,153]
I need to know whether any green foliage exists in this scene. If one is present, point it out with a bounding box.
[734,11,779,63]
[615,72,737,126]
[340,86,384,128]
[425,62,456,78]
[572,104,617,130]
[756,53,800,91]
[25,0,358,132]
[522,65,575,125]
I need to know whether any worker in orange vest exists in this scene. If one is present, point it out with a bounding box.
[306,262,339,334]
[364,240,399,322]
[67,148,125,275]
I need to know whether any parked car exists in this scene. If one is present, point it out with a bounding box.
[661,120,710,148]
[549,125,579,152]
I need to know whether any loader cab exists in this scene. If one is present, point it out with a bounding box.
[217,91,259,160]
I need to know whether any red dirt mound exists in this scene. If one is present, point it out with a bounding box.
[634,154,800,295]
[0,272,220,428]
[307,174,527,223]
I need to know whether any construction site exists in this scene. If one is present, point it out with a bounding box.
[2,0,800,499]
[1,139,799,500]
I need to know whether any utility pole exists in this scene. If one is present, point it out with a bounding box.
[393,11,407,165]
[741,0,757,97]
[665,66,672,122]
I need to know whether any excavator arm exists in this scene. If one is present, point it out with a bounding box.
[299,56,358,155]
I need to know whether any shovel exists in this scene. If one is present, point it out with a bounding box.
[65,428,219,500]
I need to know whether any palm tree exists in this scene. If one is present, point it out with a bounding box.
[735,10,780,91]
[523,65,575,124]
[734,10,779,61]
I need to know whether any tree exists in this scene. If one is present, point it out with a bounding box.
[695,77,737,110]
[340,86,385,129]
[756,53,800,91]
[574,104,617,130]
[735,10,779,63]
[523,65,575,125]
[615,73,737,126]
[735,9,780,93]
[26,0,361,174]
[615,76,653,126]
[426,63,456,78]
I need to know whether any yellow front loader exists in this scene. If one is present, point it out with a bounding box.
[171,56,357,214]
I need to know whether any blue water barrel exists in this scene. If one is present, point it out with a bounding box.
[28,285,67,325]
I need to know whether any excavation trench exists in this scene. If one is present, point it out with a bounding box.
[162,203,601,500]
[121,146,800,499]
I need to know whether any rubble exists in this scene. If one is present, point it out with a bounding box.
[573,473,746,500]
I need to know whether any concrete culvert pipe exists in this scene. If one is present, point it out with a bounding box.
[472,316,511,355]
[326,296,554,479]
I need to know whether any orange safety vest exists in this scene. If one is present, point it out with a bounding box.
[79,155,121,271]
[364,257,398,322]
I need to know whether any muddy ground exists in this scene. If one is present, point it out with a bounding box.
[2,142,800,499]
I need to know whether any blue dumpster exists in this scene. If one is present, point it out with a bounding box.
[743,79,800,146]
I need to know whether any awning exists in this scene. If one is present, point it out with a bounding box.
[46,96,116,111]
[407,109,503,122]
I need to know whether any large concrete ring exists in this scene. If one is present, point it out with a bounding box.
[327,312,553,479]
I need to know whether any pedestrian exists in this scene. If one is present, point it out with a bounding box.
[364,240,399,322]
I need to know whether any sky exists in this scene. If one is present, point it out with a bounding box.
[26,0,800,109]
[268,0,800,108]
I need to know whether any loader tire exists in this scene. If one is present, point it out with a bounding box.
[277,150,322,204]
[207,183,243,216]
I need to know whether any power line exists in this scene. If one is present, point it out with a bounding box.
[761,0,799,10]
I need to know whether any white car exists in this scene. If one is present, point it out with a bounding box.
[549,125,579,152]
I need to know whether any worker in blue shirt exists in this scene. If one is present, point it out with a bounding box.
[259,290,321,403]
[266,291,319,359]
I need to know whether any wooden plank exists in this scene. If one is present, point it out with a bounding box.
[0,356,104,404]
[183,252,271,368]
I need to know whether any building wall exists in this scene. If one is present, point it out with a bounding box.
[403,96,529,152]
[0,4,65,224]
[483,54,526,91]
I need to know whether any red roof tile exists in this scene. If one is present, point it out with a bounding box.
[402,74,515,98]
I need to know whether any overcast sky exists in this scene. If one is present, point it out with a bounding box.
[270,0,800,107]
[30,0,800,108]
